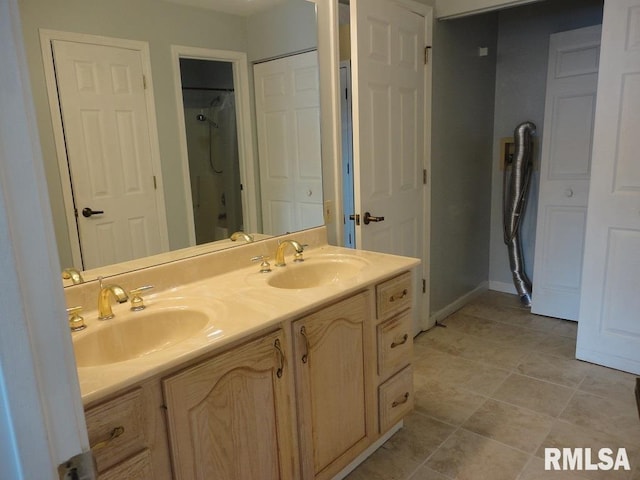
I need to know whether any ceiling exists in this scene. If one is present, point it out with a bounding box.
[162,0,288,16]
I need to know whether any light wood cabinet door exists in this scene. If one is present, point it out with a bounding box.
[162,330,295,480]
[293,292,374,479]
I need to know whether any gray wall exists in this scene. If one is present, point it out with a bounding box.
[247,0,317,62]
[430,12,498,313]
[488,0,604,292]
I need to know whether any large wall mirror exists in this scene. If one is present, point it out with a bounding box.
[18,0,335,285]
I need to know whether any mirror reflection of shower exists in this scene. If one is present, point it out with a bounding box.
[179,58,244,245]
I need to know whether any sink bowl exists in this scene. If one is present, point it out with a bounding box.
[73,306,210,367]
[267,256,369,289]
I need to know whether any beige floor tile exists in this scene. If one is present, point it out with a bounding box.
[559,391,640,448]
[552,320,578,339]
[414,347,510,396]
[492,374,575,417]
[446,312,549,349]
[516,352,589,388]
[413,378,487,426]
[533,335,577,360]
[345,412,455,480]
[450,333,530,369]
[578,367,638,407]
[536,420,639,480]
[462,399,554,453]
[407,465,453,480]
[426,428,529,480]
[518,456,591,480]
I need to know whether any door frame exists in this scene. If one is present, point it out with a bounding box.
[171,46,258,245]
[39,29,169,268]
[1,2,89,475]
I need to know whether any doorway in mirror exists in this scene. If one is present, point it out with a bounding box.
[179,59,244,245]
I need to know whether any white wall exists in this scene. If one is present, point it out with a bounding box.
[430,12,498,313]
[488,0,604,293]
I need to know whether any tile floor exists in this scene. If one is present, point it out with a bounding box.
[347,290,640,480]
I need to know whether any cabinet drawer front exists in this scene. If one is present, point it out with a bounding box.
[378,366,414,433]
[376,272,412,320]
[86,388,146,473]
[377,311,413,380]
[98,449,152,480]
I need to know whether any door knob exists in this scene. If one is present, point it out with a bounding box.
[363,212,385,225]
[82,207,104,218]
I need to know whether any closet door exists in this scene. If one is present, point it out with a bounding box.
[531,25,601,321]
[576,0,640,374]
[254,51,323,235]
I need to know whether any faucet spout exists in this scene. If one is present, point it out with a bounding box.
[274,240,304,267]
[62,267,84,285]
[230,231,254,243]
[98,278,129,320]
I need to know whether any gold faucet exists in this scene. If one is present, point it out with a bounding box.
[230,231,254,243]
[97,277,129,320]
[274,240,304,267]
[61,267,84,285]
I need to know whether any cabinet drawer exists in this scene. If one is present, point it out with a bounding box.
[86,388,146,473]
[378,366,414,433]
[99,449,152,480]
[376,272,412,320]
[377,311,413,380]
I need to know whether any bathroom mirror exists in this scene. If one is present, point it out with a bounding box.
[18,0,328,284]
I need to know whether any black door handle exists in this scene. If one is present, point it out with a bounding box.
[82,207,104,218]
[363,212,384,225]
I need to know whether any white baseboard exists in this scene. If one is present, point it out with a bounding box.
[429,281,489,325]
[489,280,517,295]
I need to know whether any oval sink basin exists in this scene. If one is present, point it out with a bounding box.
[267,256,369,289]
[73,306,210,367]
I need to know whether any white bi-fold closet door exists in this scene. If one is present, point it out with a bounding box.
[531,25,601,321]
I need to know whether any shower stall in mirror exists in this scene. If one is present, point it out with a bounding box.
[179,58,243,245]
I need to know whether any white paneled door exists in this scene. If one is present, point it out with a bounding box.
[576,0,640,374]
[351,0,428,333]
[51,39,168,270]
[254,51,323,235]
[531,25,601,321]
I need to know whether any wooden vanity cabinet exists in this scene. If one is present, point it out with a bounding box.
[84,381,171,480]
[375,273,414,433]
[83,270,416,480]
[292,291,376,480]
[162,329,296,480]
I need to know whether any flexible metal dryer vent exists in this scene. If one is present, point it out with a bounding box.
[503,121,536,307]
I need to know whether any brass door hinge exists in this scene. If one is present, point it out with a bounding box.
[424,46,432,65]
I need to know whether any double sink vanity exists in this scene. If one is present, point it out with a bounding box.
[65,227,420,479]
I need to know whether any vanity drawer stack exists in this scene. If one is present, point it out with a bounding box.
[375,272,414,432]
[85,387,152,479]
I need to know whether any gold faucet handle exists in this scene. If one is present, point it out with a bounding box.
[251,255,272,273]
[294,244,308,263]
[66,306,86,332]
[129,285,154,311]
